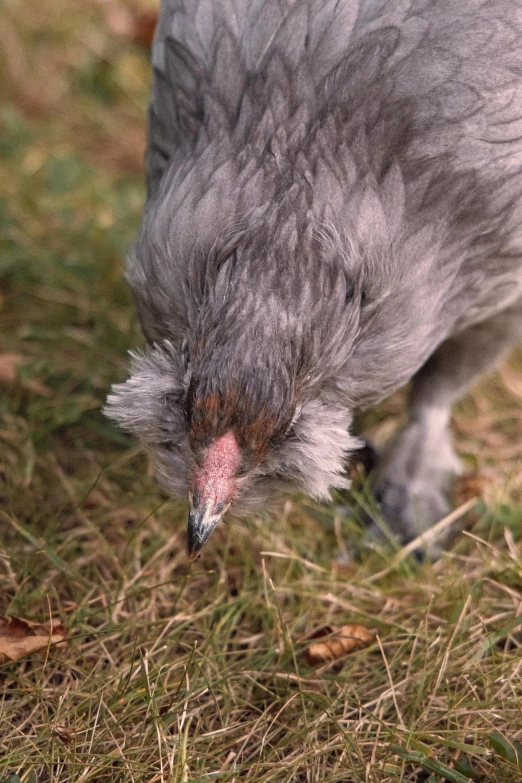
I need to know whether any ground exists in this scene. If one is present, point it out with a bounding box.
[1,1,522,781]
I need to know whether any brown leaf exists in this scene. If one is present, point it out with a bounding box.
[453,470,489,506]
[0,616,67,663]
[0,353,24,383]
[452,470,492,526]
[50,724,76,744]
[104,3,157,48]
[129,9,157,48]
[304,623,376,665]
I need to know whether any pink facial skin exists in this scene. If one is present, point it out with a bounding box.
[192,430,241,508]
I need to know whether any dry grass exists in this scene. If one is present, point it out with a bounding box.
[1,1,522,781]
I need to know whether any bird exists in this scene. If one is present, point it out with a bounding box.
[105,0,522,558]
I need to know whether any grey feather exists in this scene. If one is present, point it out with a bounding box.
[106,0,522,533]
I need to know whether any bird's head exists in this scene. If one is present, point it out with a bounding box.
[105,334,358,554]
[184,363,299,555]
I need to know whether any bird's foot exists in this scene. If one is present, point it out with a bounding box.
[362,412,464,559]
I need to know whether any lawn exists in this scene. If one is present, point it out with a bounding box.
[1,1,522,781]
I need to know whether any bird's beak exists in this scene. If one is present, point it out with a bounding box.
[187,497,228,559]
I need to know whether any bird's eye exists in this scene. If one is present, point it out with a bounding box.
[284,423,295,439]
[164,391,183,408]
[345,276,354,304]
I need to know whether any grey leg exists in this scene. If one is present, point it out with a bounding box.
[371,297,522,546]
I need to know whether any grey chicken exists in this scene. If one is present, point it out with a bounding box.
[106,0,522,556]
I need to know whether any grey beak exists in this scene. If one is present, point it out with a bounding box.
[187,499,225,558]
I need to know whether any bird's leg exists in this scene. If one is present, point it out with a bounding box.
[369,296,522,551]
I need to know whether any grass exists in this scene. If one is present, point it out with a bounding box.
[1,1,522,781]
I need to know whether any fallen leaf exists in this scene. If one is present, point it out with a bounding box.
[453,470,489,506]
[304,623,376,665]
[0,616,66,663]
[128,9,157,48]
[50,723,76,744]
[0,353,24,383]
[452,470,492,527]
[103,2,157,48]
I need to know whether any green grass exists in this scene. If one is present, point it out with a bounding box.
[1,1,522,781]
